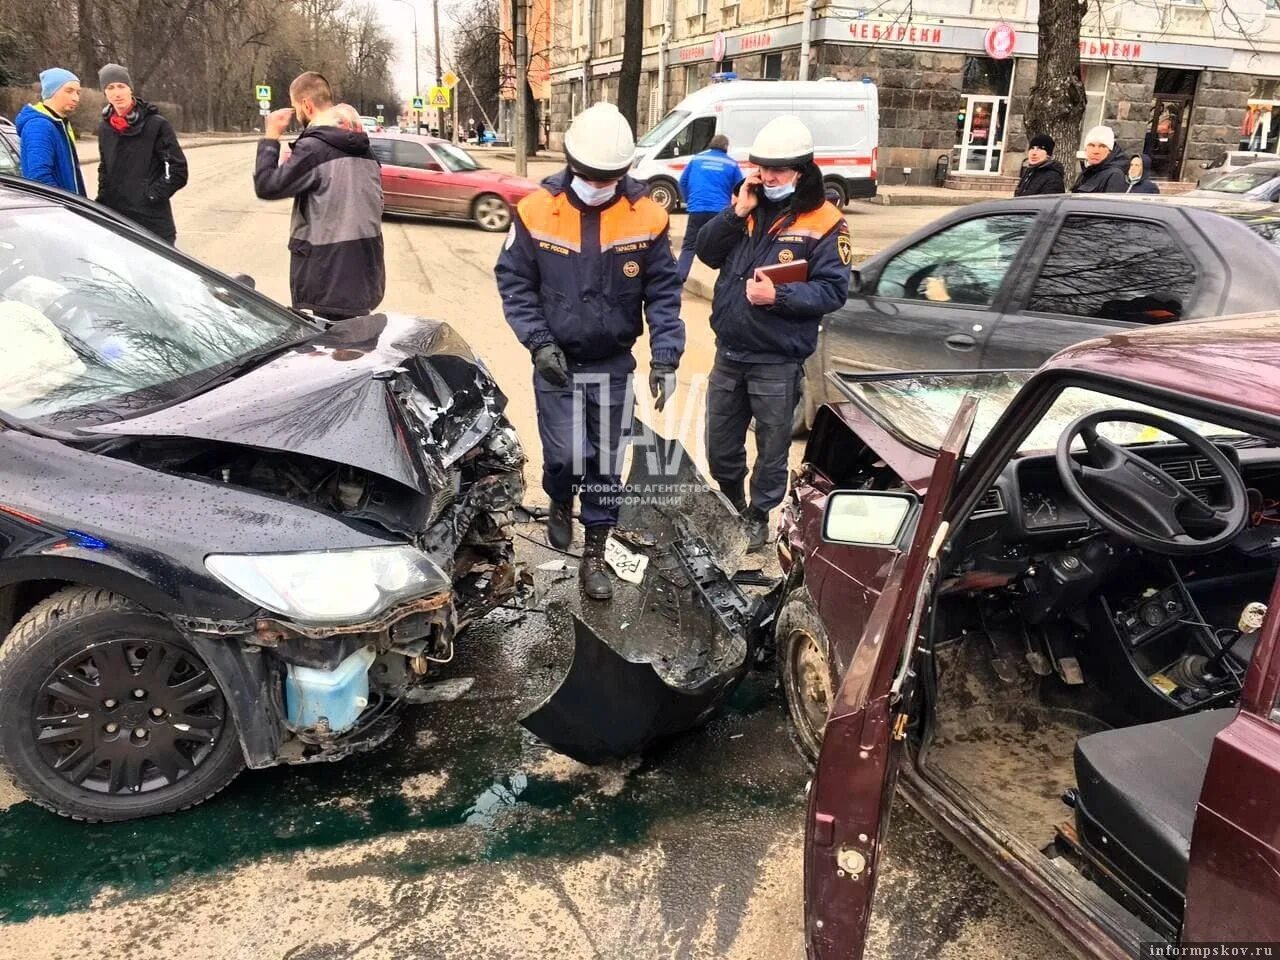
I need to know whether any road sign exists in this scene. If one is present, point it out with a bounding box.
[412,95,425,111]
[984,22,1017,60]
[428,86,450,109]
[259,108,270,117]
[255,84,271,100]
[257,98,270,110]
[376,114,384,123]
[377,103,384,110]
[442,71,459,89]
[712,31,726,63]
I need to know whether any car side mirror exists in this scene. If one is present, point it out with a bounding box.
[849,270,864,295]
[423,161,442,172]
[822,491,916,546]
[233,273,256,289]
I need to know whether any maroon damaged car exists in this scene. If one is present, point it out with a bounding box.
[775,314,1280,956]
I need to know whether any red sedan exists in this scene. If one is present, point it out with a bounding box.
[774,314,1280,956]
[368,132,538,232]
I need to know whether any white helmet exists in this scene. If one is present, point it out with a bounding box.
[564,102,635,180]
[749,115,815,168]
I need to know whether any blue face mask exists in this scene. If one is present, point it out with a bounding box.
[571,177,618,206]
[763,182,796,202]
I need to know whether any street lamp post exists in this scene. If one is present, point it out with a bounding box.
[391,0,420,132]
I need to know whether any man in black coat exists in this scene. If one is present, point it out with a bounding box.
[96,63,188,244]
[1073,125,1130,194]
[1014,133,1065,196]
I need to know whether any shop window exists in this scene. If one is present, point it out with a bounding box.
[962,56,1014,96]
[1080,64,1109,141]
[1027,216,1195,323]
[764,53,783,80]
[875,214,1035,305]
[1155,68,1198,97]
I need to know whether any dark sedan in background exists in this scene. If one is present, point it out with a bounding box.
[368,133,539,232]
[798,195,1280,428]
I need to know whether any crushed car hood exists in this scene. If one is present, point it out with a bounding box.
[87,314,505,495]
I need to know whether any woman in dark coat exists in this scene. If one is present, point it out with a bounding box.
[1014,133,1066,196]
[96,63,188,244]
[1125,154,1161,194]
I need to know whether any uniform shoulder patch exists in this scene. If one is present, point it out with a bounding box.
[837,233,853,266]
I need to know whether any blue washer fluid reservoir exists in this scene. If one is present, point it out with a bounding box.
[285,646,377,734]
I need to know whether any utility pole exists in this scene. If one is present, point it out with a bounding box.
[432,0,445,136]
[391,0,420,132]
[514,0,528,176]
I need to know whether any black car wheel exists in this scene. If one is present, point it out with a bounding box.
[646,178,679,212]
[0,587,245,821]
[823,178,848,210]
[776,586,837,764]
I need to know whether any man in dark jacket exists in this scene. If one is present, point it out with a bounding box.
[1014,133,1065,196]
[96,63,188,244]
[495,103,684,600]
[253,71,385,321]
[16,68,85,195]
[677,134,743,281]
[696,115,852,551]
[1073,125,1130,194]
[1125,154,1160,194]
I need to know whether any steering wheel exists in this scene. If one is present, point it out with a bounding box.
[1055,410,1248,556]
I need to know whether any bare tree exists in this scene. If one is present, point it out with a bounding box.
[1024,0,1088,183]
[616,0,644,131]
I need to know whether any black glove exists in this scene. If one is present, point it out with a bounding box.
[533,343,569,387]
[649,363,677,412]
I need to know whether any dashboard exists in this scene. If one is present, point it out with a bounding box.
[968,442,1252,540]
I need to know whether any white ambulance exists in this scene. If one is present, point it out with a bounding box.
[631,78,880,211]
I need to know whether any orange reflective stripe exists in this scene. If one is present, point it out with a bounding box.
[788,203,845,239]
[599,196,668,250]
[517,189,582,252]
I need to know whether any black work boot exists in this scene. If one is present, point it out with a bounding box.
[546,499,573,550]
[719,481,747,515]
[743,506,770,553]
[579,526,614,601]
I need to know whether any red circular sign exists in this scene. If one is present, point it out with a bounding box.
[712,31,727,63]
[985,22,1017,60]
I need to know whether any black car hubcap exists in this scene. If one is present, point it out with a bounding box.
[34,639,226,795]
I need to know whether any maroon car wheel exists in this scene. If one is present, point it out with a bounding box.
[473,194,512,232]
[776,587,837,764]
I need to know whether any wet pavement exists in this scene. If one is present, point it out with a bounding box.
[0,523,1067,960]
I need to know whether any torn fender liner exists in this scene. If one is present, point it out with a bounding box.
[521,421,773,763]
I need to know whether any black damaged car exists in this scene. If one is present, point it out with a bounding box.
[0,178,525,821]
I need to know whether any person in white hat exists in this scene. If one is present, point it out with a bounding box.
[1073,125,1130,193]
[494,102,685,600]
[695,114,852,552]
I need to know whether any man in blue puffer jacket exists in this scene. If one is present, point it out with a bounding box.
[676,134,743,282]
[16,68,86,195]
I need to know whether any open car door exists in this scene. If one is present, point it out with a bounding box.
[804,395,977,960]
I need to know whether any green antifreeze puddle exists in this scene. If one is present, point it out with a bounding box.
[0,677,802,923]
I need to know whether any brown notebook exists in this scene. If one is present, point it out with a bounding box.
[754,259,809,285]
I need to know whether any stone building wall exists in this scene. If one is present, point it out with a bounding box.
[817,45,964,185]
[1184,71,1253,176]
[1002,58,1037,173]
[1102,65,1157,155]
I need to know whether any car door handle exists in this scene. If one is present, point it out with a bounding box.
[397,173,409,179]
[945,334,977,351]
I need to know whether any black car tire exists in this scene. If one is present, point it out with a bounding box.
[0,587,245,821]
[776,586,838,765]
[473,194,512,232]
[646,178,679,212]
[823,178,848,210]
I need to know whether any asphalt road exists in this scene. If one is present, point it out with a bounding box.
[0,142,1067,960]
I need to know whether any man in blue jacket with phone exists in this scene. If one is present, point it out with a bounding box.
[676,134,742,282]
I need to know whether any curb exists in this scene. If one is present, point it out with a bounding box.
[860,192,1002,207]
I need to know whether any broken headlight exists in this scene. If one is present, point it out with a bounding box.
[205,546,450,625]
